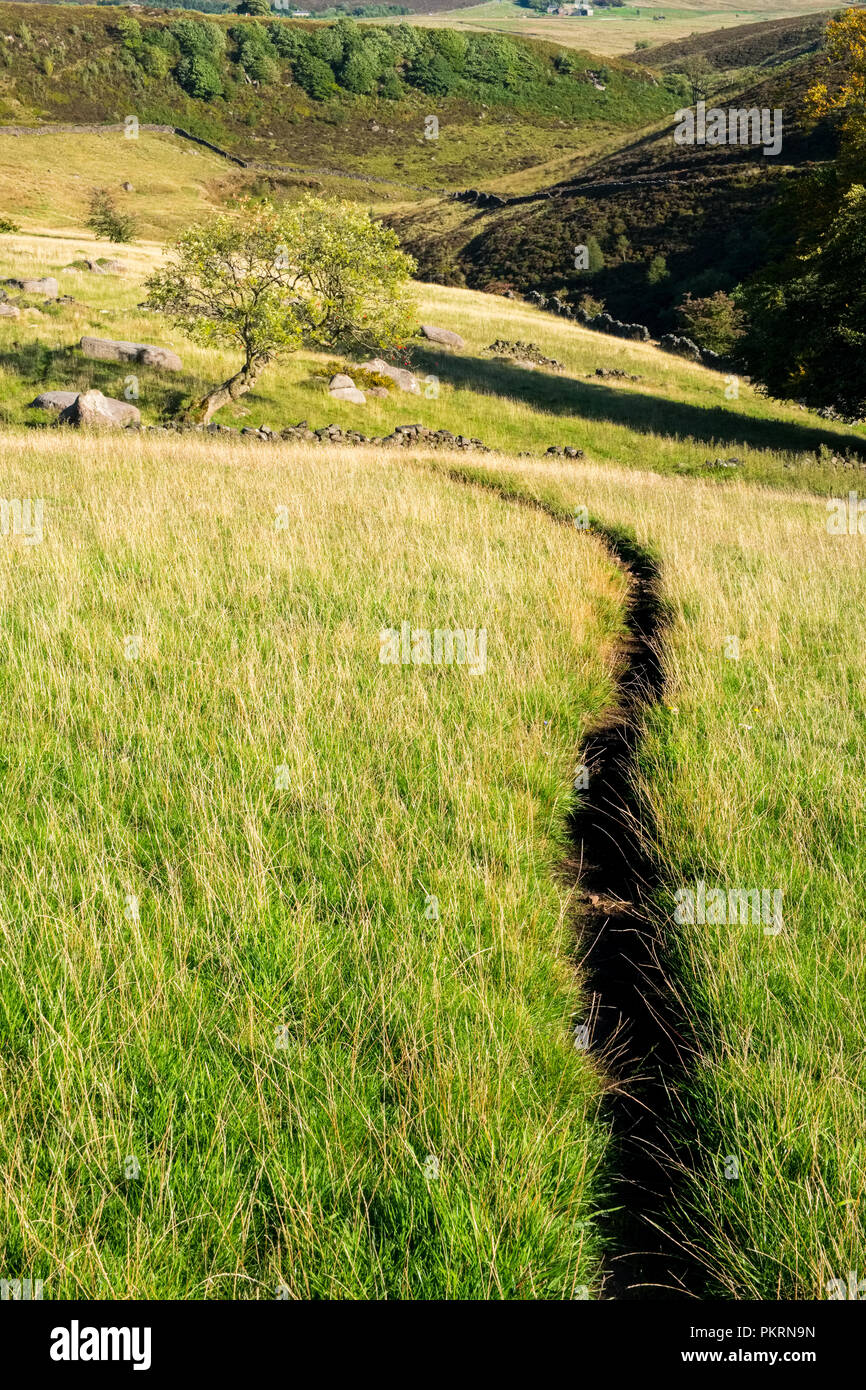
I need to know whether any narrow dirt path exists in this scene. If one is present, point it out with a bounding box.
[440,466,705,1299]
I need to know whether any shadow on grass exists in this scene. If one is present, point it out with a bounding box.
[408,344,866,458]
[0,342,197,423]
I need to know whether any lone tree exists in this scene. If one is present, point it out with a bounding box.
[88,188,137,244]
[144,197,416,423]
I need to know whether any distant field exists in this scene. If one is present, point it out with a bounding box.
[397,0,841,56]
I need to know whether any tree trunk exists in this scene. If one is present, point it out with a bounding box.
[191,358,267,426]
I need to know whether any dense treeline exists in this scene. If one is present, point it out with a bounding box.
[99,13,667,116]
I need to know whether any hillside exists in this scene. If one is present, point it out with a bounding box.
[0,2,676,190]
[2,0,865,1327]
[1,230,865,1304]
[389,13,840,333]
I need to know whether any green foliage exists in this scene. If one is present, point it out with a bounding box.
[309,26,344,67]
[232,23,279,83]
[676,291,744,356]
[176,53,224,99]
[407,51,457,98]
[140,45,172,80]
[738,184,866,414]
[115,16,143,54]
[269,24,302,61]
[0,216,19,233]
[87,187,138,243]
[585,235,605,273]
[170,18,226,63]
[293,49,336,102]
[430,29,467,73]
[340,48,378,96]
[647,253,669,286]
[234,0,272,13]
[577,291,605,317]
[379,69,403,101]
[143,197,416,408]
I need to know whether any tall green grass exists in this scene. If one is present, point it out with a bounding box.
[0,431,626,1297]
[443,452,866,1299]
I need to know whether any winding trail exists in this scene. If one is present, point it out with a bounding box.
[441,465,705,1299]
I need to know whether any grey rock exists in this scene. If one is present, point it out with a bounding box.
[57,389,141,428]
[659,333,702,362]
[0,302,20,318]
[420,324,465,349]
[330,385,366,404]
[80,336,183,370]
[5,276,59,298]
[28,390,79,412]
[360,357,420,394]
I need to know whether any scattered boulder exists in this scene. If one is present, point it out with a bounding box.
[328,373,366,405]
[0,302,20,319]
[587,312,650,343]
[57,390,140,428]
[545,445,585,459]
[659,333,702,362]
[486,340,562,370]
[80,336,183,371]
[28,390,79,412]
[420,324,465,349]
[121,181,134,192]
[703,456,742,469]
[4,276,58,298]
[360,357,420,394]
[591,367,642,382]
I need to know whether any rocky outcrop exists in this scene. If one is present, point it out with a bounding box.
[420,324,465,349]
[0,302,20,318]
[486,340,562,369]
[590,367,642,381]
[585,312,650,343]
[79,337,183,370]
[29,391,80,412]
[328,373,366,405]
[57,390,141,428]
[360,357,420,393]
[4,276,58,298]
[659,334,702,362]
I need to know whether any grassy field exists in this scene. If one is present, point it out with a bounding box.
[2,227,865,498]
[0,131,234,240]
[436,452,866,1299]
[397,0,841,57]
[0,429,628,1298]
[2,173,865,1299]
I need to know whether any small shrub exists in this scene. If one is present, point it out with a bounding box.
[87,189,138,244]
[577,292,605,318]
